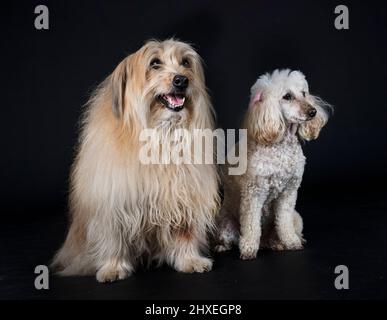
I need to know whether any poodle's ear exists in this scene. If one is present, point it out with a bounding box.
[251,90,262,104]
[243,91,286,145]
[298,95,332,141]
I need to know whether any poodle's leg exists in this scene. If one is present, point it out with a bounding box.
[238,183,266,260]
[259,212,279,250]
[165,226,213,273]
[294,210,306,244]
[215,212,239,252]
[261,210,305,250]
[293,209,303,238]
[215,177,239,252]
[273,190,303,250]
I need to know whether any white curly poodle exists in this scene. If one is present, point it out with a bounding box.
[216,69,332,260]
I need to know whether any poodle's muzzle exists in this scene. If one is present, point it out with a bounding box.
[306,105,317,119]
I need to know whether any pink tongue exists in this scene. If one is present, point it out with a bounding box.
[166,94,184,105]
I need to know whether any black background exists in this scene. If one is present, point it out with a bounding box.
[1,0,387,300]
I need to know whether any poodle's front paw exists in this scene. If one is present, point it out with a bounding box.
[175,256,213,273]
[239,238,259,260]
[240,249,258,260]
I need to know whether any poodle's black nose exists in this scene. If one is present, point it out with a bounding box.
[173,75,189,90]
[308,107,317,118]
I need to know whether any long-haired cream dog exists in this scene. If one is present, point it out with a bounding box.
[216,69,331,259]
[52,39,220,282]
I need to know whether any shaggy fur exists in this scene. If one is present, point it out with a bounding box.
[51,39,220,282]
[216,69,331,259]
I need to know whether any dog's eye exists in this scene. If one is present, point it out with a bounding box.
[302,91,306,97]
[182,58,190,68]
[283,93,293,101]
[150,58,162,69]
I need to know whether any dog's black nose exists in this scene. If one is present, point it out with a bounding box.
[308,107,317,118]
[173,75,188,90]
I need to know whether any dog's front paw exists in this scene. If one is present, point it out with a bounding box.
[239,238,259,260]
[175,256,213,273]
[96,261,133,283]
[240,250,257,260]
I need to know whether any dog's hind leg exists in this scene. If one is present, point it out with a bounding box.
[215,212,239,252]
[53,208,135,282]
[293,209,306,244]
[261,209,306,250]
[272,190,304,250]
[51,216,95,276]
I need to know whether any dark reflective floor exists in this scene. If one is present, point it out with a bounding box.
[1,198,386,300]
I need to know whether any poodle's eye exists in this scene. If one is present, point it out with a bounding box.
[182,58,190,68]
[283,93,293,101]
[150,58,162,69]
[302,91,306,97]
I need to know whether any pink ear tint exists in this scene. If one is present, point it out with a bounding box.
[251,90,262,105]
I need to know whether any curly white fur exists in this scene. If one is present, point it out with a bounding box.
[216,69,331,259]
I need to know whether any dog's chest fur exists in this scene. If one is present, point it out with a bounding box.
[246,131,305,202]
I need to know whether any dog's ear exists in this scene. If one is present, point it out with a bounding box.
[111,57,130,118]
[298,96,332,141]
[251,90,262,104]
[244,91,286,145]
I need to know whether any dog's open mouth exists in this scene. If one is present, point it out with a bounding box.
[159,93,186,112]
